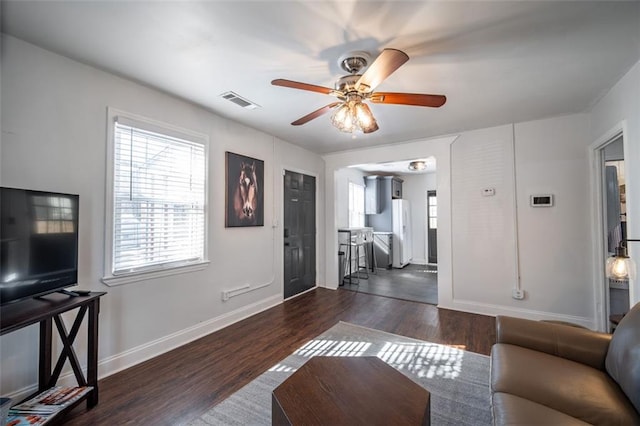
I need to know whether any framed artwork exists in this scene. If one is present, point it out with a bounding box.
[225,151,264,227]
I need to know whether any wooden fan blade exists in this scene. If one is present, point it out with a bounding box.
[355,49,409,92]
[291,102,341,126]
[272,79,334,95]
[369,92,447,108]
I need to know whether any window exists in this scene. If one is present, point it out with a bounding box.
[103,110,208,285]
[348,181,365,228]
[428,193,437,229]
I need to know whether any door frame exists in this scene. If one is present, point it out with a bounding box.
[281,166,319,300]
[589,120,630,331]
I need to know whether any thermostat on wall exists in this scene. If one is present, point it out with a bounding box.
[530,194,554,207]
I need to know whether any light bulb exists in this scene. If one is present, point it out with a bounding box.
[354,102,372,127]
[331,103,354,133]
[606,255,636,280]
[611,258,628,279]
[353,102,378,133]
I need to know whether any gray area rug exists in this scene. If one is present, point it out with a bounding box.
[189,322,491,426]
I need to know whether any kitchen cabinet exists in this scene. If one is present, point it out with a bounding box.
[391,177,403,199]
[366,176,401,232]
[364,176,381,214]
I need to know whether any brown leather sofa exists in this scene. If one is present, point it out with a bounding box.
[490,302,640,425]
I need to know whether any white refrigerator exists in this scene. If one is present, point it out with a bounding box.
[392,199,412,268]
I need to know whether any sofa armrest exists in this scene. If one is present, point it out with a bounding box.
[496,315,612,370]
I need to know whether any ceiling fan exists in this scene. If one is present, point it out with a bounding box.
[271,48,446,134]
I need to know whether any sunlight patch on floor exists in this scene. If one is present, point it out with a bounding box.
[268,363,296,373]
[269,339,373,373]
[377,341,464,379]
[268,339,463,379]
[295,339,372,358]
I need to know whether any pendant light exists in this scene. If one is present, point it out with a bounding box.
[606,239,640,280]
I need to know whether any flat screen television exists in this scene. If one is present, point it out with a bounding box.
[0,187,79,305]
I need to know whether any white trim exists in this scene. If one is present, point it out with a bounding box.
[103,107,210,285]
[440,298,596,329]
[102,260,210,286]
[589,120,628,331]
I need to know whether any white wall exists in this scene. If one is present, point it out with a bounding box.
[449,116,594,323]
[590,60,640,308]
[451,125,519,307]
[0,35,325,397]
[402,172,436,264]
[515,115,593,317]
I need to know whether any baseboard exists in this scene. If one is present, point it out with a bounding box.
[440,299,596,329]
[6,294,283,400]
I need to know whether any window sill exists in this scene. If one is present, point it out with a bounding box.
[101,260,210,287]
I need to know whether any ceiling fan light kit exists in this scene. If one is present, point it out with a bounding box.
[330,96,378,134]
[272,48,446,135]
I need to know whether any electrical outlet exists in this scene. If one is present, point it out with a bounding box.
[512,289,525,300]
[221,291,230,301]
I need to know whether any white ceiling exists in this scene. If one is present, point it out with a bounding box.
[2,1,639,155]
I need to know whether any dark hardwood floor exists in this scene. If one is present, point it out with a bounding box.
[64,288,495,425]
[342,263,439,305]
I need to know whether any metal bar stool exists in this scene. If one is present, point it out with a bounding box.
[352,231,370,281]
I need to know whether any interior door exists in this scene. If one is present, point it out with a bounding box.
[427,191,438,264]
[283,170,316,299]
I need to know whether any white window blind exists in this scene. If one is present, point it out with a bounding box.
[111,120,206,276]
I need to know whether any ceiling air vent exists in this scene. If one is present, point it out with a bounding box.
[220,91,260,110]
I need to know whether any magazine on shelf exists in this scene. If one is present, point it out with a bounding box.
[10,386,93,414]
[4,411,55,426]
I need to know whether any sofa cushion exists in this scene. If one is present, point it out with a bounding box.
[492,343,639,425]
[492,392,590,425]
[606,301,640,413]
[496,316,611,369]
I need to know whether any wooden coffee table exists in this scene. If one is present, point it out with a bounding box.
[272,356,430,425]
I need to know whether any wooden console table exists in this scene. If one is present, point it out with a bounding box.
[0,292,106,411]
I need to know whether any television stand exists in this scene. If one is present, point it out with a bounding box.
[0,292,106,416]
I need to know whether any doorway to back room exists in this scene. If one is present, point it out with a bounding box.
[336,159,438,305]
[600,136,629,331]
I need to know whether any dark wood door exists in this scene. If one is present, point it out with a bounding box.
[284,171,316,299]
[427,191,438,264]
